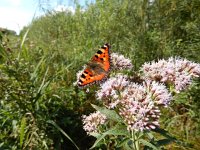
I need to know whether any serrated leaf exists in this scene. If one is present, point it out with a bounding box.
[106,124,129,136]
[146,131,154,140]
[153,128,193,148]
[90,124,129,149]
[124,142,133,150]
[153,128,176,141]
[90,132,101,138]
[118,138,130,148]
[156,138,174,146]
[140,139,159,150]
[91,104,123,122]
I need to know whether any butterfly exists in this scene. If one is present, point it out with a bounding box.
[78,43,111,87]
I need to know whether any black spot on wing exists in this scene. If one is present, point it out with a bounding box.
[79,80,83,83]
[101,46,106,49]
[81,74,86,78]
[84,71,89,74]
[97,50,103,54]
[104,43,110,48]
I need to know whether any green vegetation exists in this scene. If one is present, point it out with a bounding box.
[0,0,200,149]
[0,27,16,35]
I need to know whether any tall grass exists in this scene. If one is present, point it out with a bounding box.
[0,0,200,149]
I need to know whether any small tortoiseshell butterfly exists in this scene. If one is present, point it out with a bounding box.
[78,43,111,87]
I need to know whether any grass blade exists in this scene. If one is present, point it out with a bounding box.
[20,116,27,148]
[47,120,79,150]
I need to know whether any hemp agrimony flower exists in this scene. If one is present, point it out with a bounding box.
[82,111,107,134]
[141,57,200,92]
[119,80,171,131]
[119,96,160,131]
[111,53,133,70]
[96,74,129,108]
[144,80,172,106]
[80,55,200,149]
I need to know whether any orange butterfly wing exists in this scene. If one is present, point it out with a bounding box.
[78,43,111,87]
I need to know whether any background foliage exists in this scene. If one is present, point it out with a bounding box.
[0,0,200,149]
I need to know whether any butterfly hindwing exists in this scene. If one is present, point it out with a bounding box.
[91,43,110,72]
[78,43,111,87]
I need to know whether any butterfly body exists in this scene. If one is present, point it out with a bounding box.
[78,43,111,87]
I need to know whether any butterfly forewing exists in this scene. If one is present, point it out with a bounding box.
[78,43,111,87]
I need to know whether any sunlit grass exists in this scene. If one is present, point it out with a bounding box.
[0,0,200,149]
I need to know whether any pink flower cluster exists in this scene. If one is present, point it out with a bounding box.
[95,74,172,131]
[141,57,200,92]
[81,57,200,133]
[111,53,133,70]
[119,94,160,131]
[82,111,107,134]
[96,74,129,108]
[143,80,172,106]
[119,80,171,131]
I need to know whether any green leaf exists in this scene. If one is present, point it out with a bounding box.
[90,132,101,138]
[37,67,50,94]
[153,128,193,148]
[91,104,123,122]
[152,128,176,141]
[0,45,8,59]
[20,116,26,148]
[140,139,159,150]
[0,142,4,147]
[47,120,79,150]
[124,142,133,150]
[90,124,129,149]
[146,131,154,140]
[20,28,29,49]
[156,138,174,146]
[18,28,29,59]
[30,56,45,81]
[118,138,130,148]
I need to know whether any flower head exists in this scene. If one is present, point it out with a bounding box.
[143,80,172,106]
[82,111,107,134]
[111,53,133,70]
[96,74,130,108]
[141,57,200,92]
[118,80,172,131]
[119,83,161,131]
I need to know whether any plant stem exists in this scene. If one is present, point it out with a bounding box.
[135,131,140,150]
[131,130,140,150]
